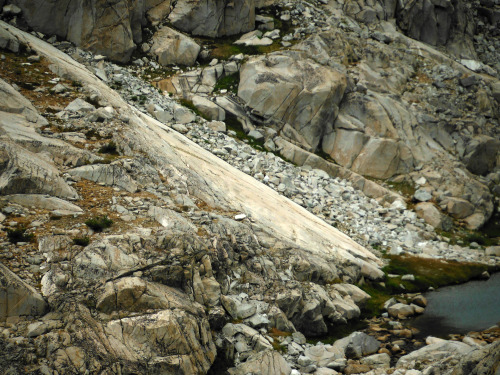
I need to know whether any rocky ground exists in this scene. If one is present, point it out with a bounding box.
[0,0,499,375]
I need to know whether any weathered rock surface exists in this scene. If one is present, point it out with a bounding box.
[8,0,140,62]
[151,26,200,66]
[169,0,255,38]
[68,163,138,193]
[239,51,347,151]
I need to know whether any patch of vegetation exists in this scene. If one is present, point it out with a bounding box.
[224,112,265,151]
[6,227,34,244]
[85,128,101,140]
[98,141,118,155]
[463,232,495,247]
[71,80,83,88]
[214,73,240,93]
[268,328,291,353]
[85,216,113,232]
[358,254,498,318]
[386,179,416,197]
[72,236,90,247]
[436,226,498,247]
[382,254,493,292]
[359,284,392,317]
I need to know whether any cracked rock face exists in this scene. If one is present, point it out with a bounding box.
[238,51,347,152]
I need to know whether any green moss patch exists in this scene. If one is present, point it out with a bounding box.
[382,254,493,292]
[214,73,240,93]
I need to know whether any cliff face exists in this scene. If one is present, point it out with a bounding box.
[0,0,499,374]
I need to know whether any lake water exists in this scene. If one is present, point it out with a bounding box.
[411,272,500,338]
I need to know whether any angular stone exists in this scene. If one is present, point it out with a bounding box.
[387,303,415,319]
[192,95,225,120]
[239,51,347,151]
[0,262,47,321]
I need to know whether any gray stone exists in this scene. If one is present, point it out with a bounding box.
[0,262,47,321]
[64,98,96,113]
[151,26,200,66]
[387,303,415,319]
[414,189,432,202]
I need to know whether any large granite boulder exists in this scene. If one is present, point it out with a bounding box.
[322,91,414,179]
[9,0,143,63]
[169,0,255,38]
[150,26,201,66]
[238,51,347,151]
[396,0,476,58]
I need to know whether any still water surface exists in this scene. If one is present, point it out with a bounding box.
[411,272,500,338]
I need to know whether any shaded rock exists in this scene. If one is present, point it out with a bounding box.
[331,284,371,306]
[8,0,139,62]
[415,202,452,231]
[97,277,204,315]
[64,98,96,113]
[463,136,500,176]
[335,332,381,359]
[151,26,200,66]
[105,308,216,374]
[485,246,500,257]
[451,340,500,375]
[414,189,432,202]
[446,197,475,219]
[0,141,78,199]
[0,77,47,126]
[192,95,225,120]
[360,352,391,368]
[0,262,47,321]
[169,0,255,38]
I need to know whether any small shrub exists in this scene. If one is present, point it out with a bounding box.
[6,227,34,244]
[98,141,118,155]
[73,236,90,247]
[85,216,113,232]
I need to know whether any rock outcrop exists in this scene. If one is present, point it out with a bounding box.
[238,51,347,151]
[3,0,255,62]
